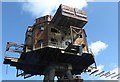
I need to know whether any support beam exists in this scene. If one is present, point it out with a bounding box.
[49,67,55,82]
[43,64,74,82]
[66,70,74,82]
[44,73,49,82]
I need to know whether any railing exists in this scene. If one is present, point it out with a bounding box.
[48,41,64,48]
[16,69,34,79]
[4,42,24,59]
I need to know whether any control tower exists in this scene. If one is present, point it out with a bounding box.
[4,4,96,82]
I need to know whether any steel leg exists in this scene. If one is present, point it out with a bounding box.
[49,67,55,82]
[66,70,74,82]
[44,73,49,82]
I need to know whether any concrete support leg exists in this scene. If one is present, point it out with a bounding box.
[44,65,55,82]
[44,64,74,82]
[66,70,74,82]
[49,67,55,82]
[43,73,49,82]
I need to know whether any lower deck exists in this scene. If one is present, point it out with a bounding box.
[4,47,95,76]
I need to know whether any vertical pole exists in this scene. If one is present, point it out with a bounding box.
[16,69,18,77]
[82,29,89,52]
[79,45,83,56]
[70,26,73,43]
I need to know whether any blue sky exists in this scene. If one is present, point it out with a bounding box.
[1,1,119,80]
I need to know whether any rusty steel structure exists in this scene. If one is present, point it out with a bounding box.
[3,4,98,82]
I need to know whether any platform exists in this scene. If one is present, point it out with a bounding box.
[4,47,95,76]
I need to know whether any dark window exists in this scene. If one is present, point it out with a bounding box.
[51,38,57,42]
[80,34,82,38]
[38,40,43,45]
[62,37,64,40]
[51,28,58,33]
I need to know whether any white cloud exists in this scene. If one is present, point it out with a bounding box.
[22,0,58,17]
[89,41,108,56]
[97,65,104,71]
[22,0,89,17]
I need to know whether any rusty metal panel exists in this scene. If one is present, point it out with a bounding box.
[25,26,33,51]
[25,12,88,51]
[35,15,53,25]
[48,27,62,47]
[31,15,53,50]
[51,4,88,30]
[68,26,88,53]
[33,25,46,49]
